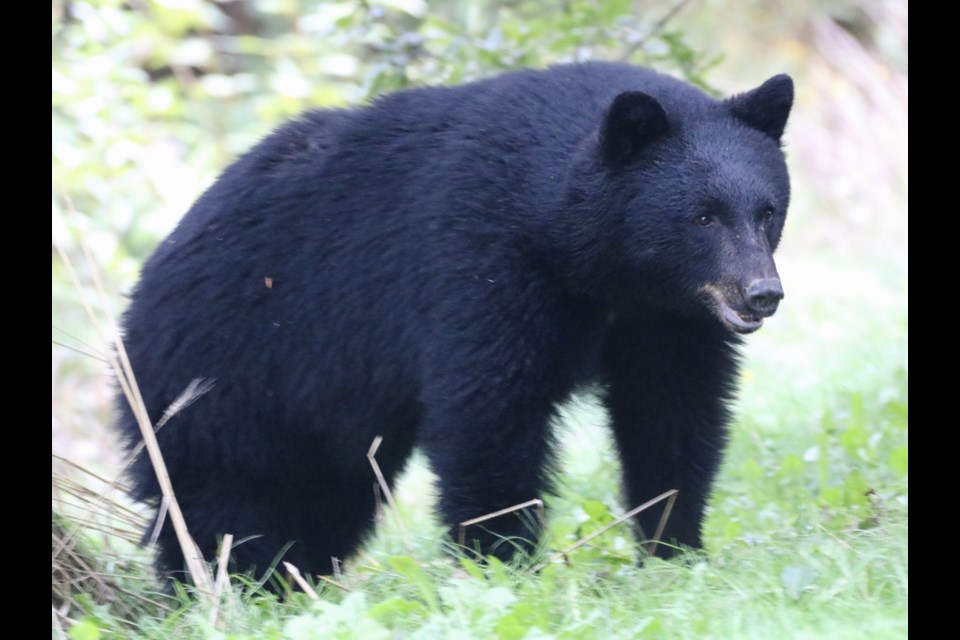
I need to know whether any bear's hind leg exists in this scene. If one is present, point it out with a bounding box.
[421,398,557,564]
[150,472,387,591]
[149,486,312,590]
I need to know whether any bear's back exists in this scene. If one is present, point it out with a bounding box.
[117,62,720,464]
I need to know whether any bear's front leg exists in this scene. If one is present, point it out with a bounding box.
[602,310,742,559]
[417,286,579,563]
[421,397,556,563]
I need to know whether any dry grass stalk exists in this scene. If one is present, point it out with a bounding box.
[53,229,215,600]
[51,337,108,362]
[52,511,116,609]
[367,435,415,556]
[317,573,352,592]
[282,562,320,600]
[284,561,350,593]
[52,497,170,629]
[531,488,679,572]
[332,556,342,582]
[208,534,234,627]
[373,481,384,521]
[646,489,678,555]
[457,499,546,547]
[51,462,145,543]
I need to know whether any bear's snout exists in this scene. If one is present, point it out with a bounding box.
[744,278,784,317]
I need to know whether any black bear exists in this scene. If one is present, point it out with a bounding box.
[117,62,793,585]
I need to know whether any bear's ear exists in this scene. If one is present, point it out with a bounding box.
[728,74,794,141]
[600,91,669,167]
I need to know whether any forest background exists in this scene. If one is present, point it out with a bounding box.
[52,1,907,638]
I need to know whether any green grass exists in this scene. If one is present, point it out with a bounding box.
[58,251,907,638]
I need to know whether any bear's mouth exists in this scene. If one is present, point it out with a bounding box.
[715,302,764,334]
[700,284,765,334]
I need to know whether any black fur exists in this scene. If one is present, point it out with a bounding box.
[116,62,793,584]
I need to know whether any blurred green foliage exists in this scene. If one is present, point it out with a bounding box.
[52,0,717,306]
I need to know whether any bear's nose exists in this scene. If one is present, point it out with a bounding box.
[745,278,783,316]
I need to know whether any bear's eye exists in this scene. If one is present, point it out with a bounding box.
[760,207,775,223]
[695,214,714,227]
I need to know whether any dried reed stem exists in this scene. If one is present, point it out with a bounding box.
[367,435,414,556]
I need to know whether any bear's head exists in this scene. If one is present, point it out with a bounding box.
[562,74,794,334]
